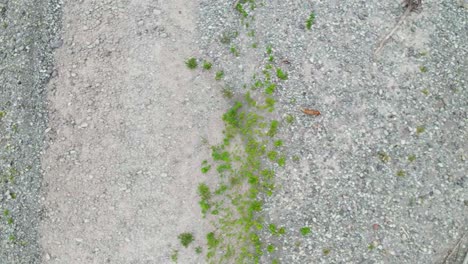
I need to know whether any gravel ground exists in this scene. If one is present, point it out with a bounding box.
[0,0,466,263]
[197,0,467,263]
[0,0,60,263]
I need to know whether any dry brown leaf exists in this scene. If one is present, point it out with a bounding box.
[302,109,321,116]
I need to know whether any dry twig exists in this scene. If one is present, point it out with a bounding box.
[374,0,422,56]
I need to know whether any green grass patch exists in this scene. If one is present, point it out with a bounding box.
[178,233,194,248]
[186,58,198,69]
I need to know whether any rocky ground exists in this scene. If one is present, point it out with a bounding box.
[0,0,466,263]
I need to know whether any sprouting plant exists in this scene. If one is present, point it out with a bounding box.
[421,89,429,95]
[300,227,311,236]
[267,120,279,137]
[306,12,316,30]
[3,209,9,217]
[206,232,220,249]
[266,45,273,55]
[274,140,283,147]
[230,45,240,57]
[416,125,425,134]
[267,151,278,161]
[408,154,416,162]
[277,156,286,167]
[198,183,212,215]
[276,68,288,80]
[215,71,224,81]
[285,114,294,124]
[195,246,202,254]
[396,170,406,177]
[178,233,195,248]
[201,160,211,173]
[220,31,239,44]
[186,58,198,69]
[251,42,258,48]
[247,30,255,37]
[419,66,428,73]
[171,250,179,263]
[267,244,275,253]
[235,3,248,18]
[265,83,276,95]
[323,248,331,255]
[377,151,390,163]
[222,87,234,99]
[7,217,13,225]
[203,61,212,70]
[0,111,5,119]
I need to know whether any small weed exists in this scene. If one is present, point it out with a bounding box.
[277,156,286,167]
[269,224,278,235]
[251,42,258,48]
[198,183,212,215]
[267,151,278,161]
[292,155,300,162]
[276,68,288,80]
[3,209,9,217]
[421,89,429,95]
[419,66,428,73]
[8,235,16,242]
[230,45,240,57]
[203,61,212,70]
[266,45,273,55]
[272,259,280,264]
[267,244,275,253]
[274,140,283,147]
[269,55,274,62]
[178,233,194,248]
[323,248,331,256]
[264,97,276,112]
[368,243,375,250]
[220,31,239,44]
[206,232,220,249]
[235,3,248,18]
[222,87,234,99]
[278,227,286,235]
[408,154,416,162]
[416,125,425,134]
[267,120,279,137]
[265,83,276,95]
[285,114,294,124]
[201,160,211,173]
[306,12,316,30]
[171,250,178,263]
[247,30,255,37]
[215,71,224,81]
[186,58,198,69]
[195,246,202,254]
[377,151,390,163]
[300,227,311,236]
[9,192,16,199]
[396,170,406,177]
[0,111,5,119]
[7,217,13,225]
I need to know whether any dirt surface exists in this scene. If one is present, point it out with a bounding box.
[40,0,223,263]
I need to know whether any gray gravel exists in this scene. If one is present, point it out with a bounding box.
[0,0,61,263]
[197,0,467,263]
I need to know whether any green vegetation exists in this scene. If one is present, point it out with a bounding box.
[203,61,212,70]
[267,244,275,253]
[178,233,194,248]
[220,31,239,45]
[197,183,212,216]
[276,68,288,80]
[306,12,316,30]
[235,2,248,18]
[195,246,202,254]
[419,66,428,73]
[201,160,211,173]
[408,154,416,162]
[230,45,240,57]
[300,227,311,236]
[171,250,178,263]
[416,125,425,135]
[222,87,234,99]
[0,111,5,119]
[215,70,224,81]
[396,170,406,177]
[323,248,331,256]
[285,114,294,124]
[421,89,429,95]
[185,58,198,69]
[377,151,390,163]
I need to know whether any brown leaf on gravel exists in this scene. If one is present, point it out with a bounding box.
[302,108,321,116]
